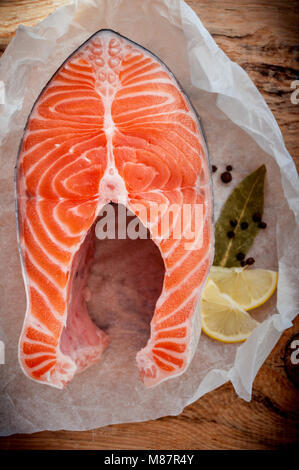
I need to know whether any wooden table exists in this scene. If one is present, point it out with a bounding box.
[0,0,298,450]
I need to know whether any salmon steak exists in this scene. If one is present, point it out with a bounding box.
[16,29,213,389]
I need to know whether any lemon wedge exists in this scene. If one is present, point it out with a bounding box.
[201,280,259,343]
[207,266,278,311]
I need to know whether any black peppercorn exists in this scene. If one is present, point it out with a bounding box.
[227,231,235,238]
[230,219,237,227]
[258,221,267,229]
[236,252,245,261]
[226,165,233,171]
[212,165,217,173]
[241,221,248,230]
[246,257,255,265]
[221,171,232,183]
[252,212,262,223]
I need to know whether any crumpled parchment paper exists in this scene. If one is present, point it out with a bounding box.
[0,0,298,436]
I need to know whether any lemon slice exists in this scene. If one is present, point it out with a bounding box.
[208,266,278,311]
[201,280,259,343]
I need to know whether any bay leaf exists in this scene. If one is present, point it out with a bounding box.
[213,165,266,267]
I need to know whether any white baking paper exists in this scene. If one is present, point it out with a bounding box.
[0,0,298,436]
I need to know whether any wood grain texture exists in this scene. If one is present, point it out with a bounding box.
[188,0,299,170]
[0,0,298,450]
[0,0,71,47]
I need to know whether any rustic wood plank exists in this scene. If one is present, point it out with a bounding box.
[0,0,72,48]
[187,0,299,166]
[0,0,298,450]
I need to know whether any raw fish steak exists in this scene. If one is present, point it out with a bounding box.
[16,29,213,389]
